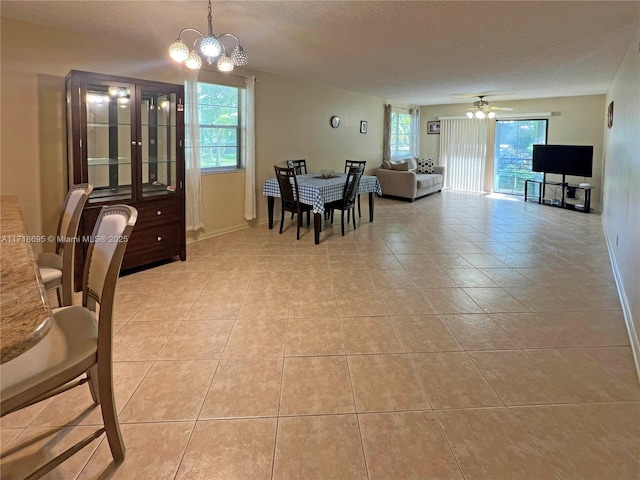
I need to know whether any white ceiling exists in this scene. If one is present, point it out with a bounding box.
[2,1,638,106]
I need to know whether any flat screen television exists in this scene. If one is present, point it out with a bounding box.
[532,144,593,177]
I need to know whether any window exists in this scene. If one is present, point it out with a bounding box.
[194,83,241,172]
[390,110,411,159]
[494,119,548,195]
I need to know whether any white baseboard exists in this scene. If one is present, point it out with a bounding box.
[606,234,640,382]
[186,224,252,243]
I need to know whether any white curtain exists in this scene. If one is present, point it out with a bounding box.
[182,69,204,231]
[410,107,420,157]
[440,118,491,192]
[243,75,256,220]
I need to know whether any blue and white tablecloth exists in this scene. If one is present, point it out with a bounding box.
[263,173,382,214]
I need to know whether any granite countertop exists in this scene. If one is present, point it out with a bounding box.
[0,196,53,364]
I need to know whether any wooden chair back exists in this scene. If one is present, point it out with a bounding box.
[341,165,364,209]
[345,160,366,173]
[286,159,308,175]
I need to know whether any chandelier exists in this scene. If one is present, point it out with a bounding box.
[168,0,248,72]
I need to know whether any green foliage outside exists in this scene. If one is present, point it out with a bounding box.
[195,83,240,169]
[494,120,547,194]
[390,112,411,158]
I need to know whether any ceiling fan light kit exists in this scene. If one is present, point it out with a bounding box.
[466,95,511,119]
[169,0,248,72]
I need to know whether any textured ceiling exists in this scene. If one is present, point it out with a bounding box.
[2,1,638,106]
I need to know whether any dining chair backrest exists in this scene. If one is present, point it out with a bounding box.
[83,205,138,318]
[342,165,364,208]
[345,160,366,174]
[274,165,301,210]
[56,184,93,256]
[40,183,93,306]
[286,159,307,175]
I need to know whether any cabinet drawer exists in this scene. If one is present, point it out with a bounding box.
[134,199,180,227]
[126,224,180,253]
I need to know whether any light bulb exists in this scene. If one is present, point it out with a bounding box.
[217,54,234,72]
[466,112,474,119]
[488,111,496,119]
[169,39,189,62]
[185,50,203,70]
[200,35,222,58]
[475,110,485,119]
[87,93,108,104]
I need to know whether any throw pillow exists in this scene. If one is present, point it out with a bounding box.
[390,161,409,171]
[382,160,392,169]
[417,158,434,174]
[407,157,418,172]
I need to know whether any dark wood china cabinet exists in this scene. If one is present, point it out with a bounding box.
[66,70,186,286]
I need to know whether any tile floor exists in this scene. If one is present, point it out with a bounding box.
[2,191,640,479]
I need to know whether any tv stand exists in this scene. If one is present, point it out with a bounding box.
[524,174,593,213]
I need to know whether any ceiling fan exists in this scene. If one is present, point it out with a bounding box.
[466,95,513,119]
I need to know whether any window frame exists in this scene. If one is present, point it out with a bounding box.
[194,82,243,174]
[389,109,412,160]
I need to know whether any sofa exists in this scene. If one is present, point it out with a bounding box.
[376,158,445,201]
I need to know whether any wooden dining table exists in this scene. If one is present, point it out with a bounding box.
[262,172,383,244]
[0,196,53,364]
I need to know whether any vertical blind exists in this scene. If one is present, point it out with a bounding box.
[440,118,494,192]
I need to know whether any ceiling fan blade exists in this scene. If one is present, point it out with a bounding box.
[451,92,500,99]
[489,106,514,111]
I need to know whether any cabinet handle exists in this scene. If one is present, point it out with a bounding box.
[137,141,142,146]
[131,141,136,145]
[157,236,162,242]
[156,210,162,216]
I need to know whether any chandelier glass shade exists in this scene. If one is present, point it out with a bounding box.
[169,0,248,72]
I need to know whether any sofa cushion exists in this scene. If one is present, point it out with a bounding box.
[407,157,417,172]
[416,174,435,189]
[390,161,409,171]
[382,160,392,169]
[417,158,434,174]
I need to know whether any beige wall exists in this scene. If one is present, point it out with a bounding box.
[420,95,606,208]
[602,34,640,373]
[1,17,385,244]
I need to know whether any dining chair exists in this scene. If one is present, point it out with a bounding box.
[345,160,366,217]
[286,159,308,175]
[274,165,313,240]
[1,204,138,479]
[285,160,308,219]
[37,183,93,307]
[326,165,364,236]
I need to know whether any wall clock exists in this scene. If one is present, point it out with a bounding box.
[330,116,340,128]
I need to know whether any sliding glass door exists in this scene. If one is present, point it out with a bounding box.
[494,119,547,195]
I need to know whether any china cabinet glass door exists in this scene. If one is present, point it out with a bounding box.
[84,81,134,202]
[139,87,179,198]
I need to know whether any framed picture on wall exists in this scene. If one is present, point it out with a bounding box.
[427,121,440,134]
[360,121,368,134]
